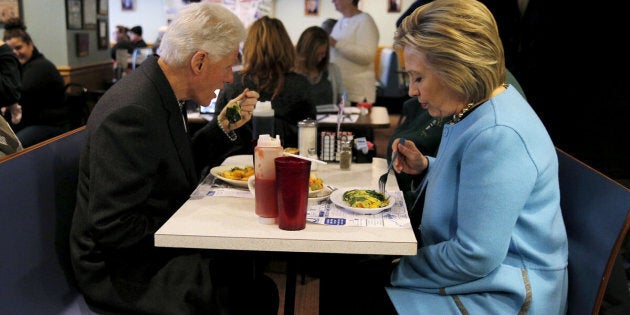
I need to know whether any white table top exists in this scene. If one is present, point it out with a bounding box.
[155,155,417,256]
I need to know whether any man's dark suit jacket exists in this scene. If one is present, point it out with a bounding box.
[69,56,237,314]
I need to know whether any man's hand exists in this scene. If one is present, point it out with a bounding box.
[217,88,259,131]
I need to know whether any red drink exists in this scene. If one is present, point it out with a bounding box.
[254,177,277,218]
[275,156,311,231]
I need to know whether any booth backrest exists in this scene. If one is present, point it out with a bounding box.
[0,127,97,314]
[557,148,630,314]
[376,48,407,99]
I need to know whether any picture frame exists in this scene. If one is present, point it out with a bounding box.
[388,0,401,13]
[0,0,22,27]
[304,0,318,16]
[97,18,109,50]
[121,0,134,11]
[83,0,97,29]
[76,33,89,57]
[66,0,82,30]
[98,0,108,15]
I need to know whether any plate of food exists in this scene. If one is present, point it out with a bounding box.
[210,165,254,188]
[330,187,394,215]
[309,185,334,203]
[308,173,324,196]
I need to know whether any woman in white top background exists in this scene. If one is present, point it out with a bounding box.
[329,0,379,105]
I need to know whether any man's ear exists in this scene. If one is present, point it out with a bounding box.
[191,50,206,73]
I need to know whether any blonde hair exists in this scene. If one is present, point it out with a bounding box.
[394,0,505,103]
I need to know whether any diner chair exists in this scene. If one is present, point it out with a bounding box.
[557,147,630,314]
[376,48,407,99]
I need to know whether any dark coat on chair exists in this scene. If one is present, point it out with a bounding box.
[69,56,274,314]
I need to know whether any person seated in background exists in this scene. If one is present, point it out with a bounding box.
[387,69,526,217]
[0,39,22,157]
[110,25,132,60]
[69,3,278,314]
[3,18,68,148]
[0,38,21,125]
[128,25,148,52]
[294,26,343,106]
[192,16,316,175]
[329,0,379,105]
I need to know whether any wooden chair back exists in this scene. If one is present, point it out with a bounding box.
[557,148,630,314]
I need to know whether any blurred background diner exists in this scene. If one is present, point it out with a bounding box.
[329,0,379,106]
[127,25,148,52]
[0,38,22,157]
[2,18,68,148]
[294,25,342,107]
[109,24,132,60]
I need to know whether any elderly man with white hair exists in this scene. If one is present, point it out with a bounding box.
[69,3,278,314]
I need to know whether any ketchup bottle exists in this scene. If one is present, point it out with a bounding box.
[253,134,283,224]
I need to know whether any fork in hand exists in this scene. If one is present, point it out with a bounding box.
[378,138,405,193]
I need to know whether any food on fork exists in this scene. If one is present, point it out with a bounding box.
[225,101,242,123]
[342,189,389,208]
[221,166,254,181]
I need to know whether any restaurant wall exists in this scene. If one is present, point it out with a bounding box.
[20,0,68,66]
[106,0,411,48]
[16,0,113,90]
[275,0,410,47]
[108,0,167,48]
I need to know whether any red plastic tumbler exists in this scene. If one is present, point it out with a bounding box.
[275,156,311,230]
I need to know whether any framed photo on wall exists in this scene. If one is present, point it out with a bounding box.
[98,0,109,15]
[0,0,22,27]
[388,0,401,13]
[83,0,97,29]
[66,0,82,30]
[305,0,318,16]
[122,0,134,11]
[76,33,89,57]
[97,18,109,50]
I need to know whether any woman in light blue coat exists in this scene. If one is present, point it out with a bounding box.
[388,0,568,314]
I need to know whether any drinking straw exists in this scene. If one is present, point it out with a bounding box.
[283,152,328,165]
[336,91,346,137]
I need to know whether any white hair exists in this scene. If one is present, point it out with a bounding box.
[157,3,245,67]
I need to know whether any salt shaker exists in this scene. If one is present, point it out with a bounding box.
[298,119,317,157]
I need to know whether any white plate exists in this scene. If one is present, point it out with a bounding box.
[309,187,323,197]
[210,165,253,188]
[330,187,394,215]
[308,186,333,202]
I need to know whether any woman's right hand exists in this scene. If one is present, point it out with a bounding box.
[392,138,428,175]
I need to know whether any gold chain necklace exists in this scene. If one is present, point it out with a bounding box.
[450,84,509,124]
[451,101,476,124]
